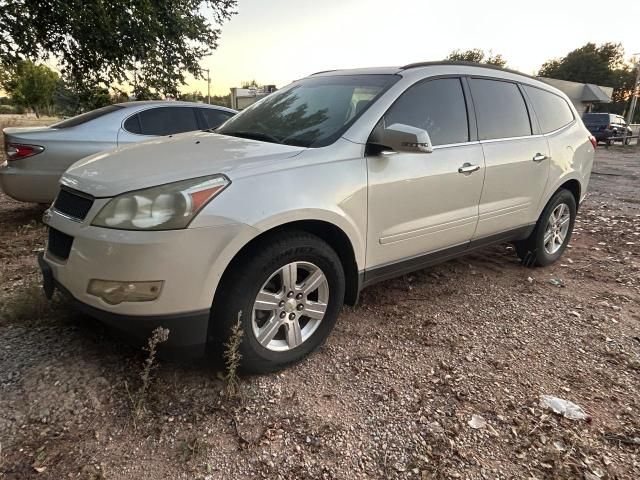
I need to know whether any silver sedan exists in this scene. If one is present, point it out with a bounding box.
[0,101,236,203]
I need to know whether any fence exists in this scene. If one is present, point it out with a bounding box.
[603,123,639,147]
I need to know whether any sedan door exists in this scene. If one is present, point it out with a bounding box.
[467,78,550,239]
[365,77,485,280]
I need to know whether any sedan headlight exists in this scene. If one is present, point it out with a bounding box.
[92,175,230,230]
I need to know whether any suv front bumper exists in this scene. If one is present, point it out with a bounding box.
[38,252,211,354]
[39,206,259,354]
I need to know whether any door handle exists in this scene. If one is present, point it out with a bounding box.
[458,163,480,174]
[532,153,548,162]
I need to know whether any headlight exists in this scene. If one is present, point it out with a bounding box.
[92,174,230,230]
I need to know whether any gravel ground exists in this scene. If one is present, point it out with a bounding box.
[0,146,639,480]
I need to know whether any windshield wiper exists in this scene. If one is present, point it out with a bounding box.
[219,130,281,144]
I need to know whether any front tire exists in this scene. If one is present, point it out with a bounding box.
[515,189,577,267]
[212,231,345,373]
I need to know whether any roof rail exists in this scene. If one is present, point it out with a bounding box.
[400,60,538,80]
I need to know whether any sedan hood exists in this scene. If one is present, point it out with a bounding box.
[61,132,305,197]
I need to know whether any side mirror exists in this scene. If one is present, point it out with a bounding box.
[369,123,433,154]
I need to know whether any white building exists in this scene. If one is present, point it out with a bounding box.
[230,85,277,110]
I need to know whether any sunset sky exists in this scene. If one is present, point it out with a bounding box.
[187,0,640,96]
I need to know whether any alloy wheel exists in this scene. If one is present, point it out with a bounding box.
[251,261,329,352]
[543,203,571,255]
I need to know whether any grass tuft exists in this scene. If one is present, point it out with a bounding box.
[126,327,170,428]
[0,283,68,325]
[223,312,244,398]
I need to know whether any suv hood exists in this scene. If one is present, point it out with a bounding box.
[61,132,305,197]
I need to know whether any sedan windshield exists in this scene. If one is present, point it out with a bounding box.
[217,74,399,148]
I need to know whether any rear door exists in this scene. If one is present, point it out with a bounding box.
[468,78,550,239]
[117,106,200,145]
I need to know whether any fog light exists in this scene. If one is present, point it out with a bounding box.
[87,280,163,305]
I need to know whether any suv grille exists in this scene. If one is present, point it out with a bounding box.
[53,188,94,221]
[47,228,74,260]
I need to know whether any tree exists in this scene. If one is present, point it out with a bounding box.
[0,0,237,105]
[180,91,205,103]
[446,49,507,68]
[538,43,636,116]
[2,60,58,117]
[241,79,260,89]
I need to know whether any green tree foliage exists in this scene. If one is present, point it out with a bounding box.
[538,43,636,116]
[180,91,205,103]
[0,0,237,104]
[241,79,260,89]
[446,49,507,68]
[2,60,58,117]
[210,94,231,108]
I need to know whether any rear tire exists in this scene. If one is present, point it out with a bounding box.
[514,189,577,267]
[212,231,345,373]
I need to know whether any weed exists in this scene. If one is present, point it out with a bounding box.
[223,312,244,398]
[0,283,68,325]
[178,436,202,462]
[126,327,170,427]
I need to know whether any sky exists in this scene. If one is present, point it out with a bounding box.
[188,0,640,96]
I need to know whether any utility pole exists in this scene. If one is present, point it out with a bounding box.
[204,68,211,104]
[626,54,640,125]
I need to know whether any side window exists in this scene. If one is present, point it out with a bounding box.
[199,108,234,129]
[469,78,531,140]
[384,78,469,146]
[523,85,574,134]
[123,114,141,134]
[137,107,199,136]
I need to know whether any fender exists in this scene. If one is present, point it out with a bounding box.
[196,208,365,310]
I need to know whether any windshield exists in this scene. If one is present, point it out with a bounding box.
[217,74,399,148]
[582,113,609,125]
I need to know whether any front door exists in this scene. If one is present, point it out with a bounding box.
[365,77,485,276]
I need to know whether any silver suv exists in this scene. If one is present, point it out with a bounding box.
[39,62,595,372]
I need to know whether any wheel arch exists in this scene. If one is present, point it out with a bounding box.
[212,219,361,312]
[558,178,581,209]
[539,175,582,218]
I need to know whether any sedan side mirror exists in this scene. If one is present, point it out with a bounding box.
[369,123,433,154]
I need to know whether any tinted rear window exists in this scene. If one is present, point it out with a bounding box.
[52,105,124,129]
[469,78,531,140]
[384,77,469,146]
[137,107,199,136]
[124,114,142,134]
[582,113,609,125]
[523,85,574,134]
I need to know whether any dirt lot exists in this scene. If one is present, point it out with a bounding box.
[0,122,639,479]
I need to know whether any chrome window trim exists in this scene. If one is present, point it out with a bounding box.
[542,119,576,137]
[431,140,481,150]
[479,134,544,144]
